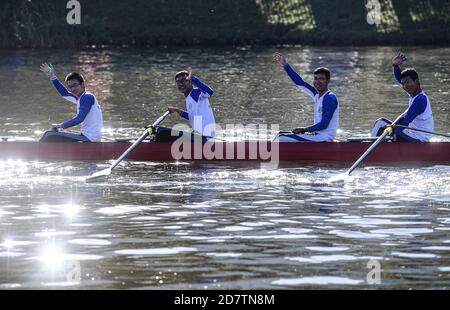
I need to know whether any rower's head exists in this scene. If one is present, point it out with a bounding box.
[400,68,421,96]
[175,70,193,96]
[65,72,85,98]
[313,67,330,94]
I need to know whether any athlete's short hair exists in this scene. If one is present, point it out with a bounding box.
[175,70,189,80]
[400,68,419,81]
[65,72,85,84]
[314,67,330,80]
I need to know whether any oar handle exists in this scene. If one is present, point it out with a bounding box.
[271,130,293,142]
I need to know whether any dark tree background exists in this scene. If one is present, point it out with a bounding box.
[0,0,449,49]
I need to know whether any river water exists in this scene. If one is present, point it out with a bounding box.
[0,46,449,289]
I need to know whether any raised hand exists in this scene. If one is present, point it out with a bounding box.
[392,52,407,67]
[272,52,287,66]
[187,67,193,81]
[40,63,55,78]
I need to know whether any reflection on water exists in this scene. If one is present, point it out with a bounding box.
[0,47,449,289]
[0,160,449,289]
[76,51,114,110]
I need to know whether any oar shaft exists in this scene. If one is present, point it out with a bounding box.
[395,125,450,139]
[346,131,389,175]
[110,130,149,170]
[86,111,171,182]
[108,111,170,171]
[145,111,171,129]
[346,112,406,176]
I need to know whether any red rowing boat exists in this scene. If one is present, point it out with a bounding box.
[0,140,449,165]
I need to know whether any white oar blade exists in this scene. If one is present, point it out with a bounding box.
[85,168,112,182]
[84,111,170,183]
[328,172,351,183]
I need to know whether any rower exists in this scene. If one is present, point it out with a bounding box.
[272,52,339,142]
[371,52,434,142]
[39,63,103,142]
[157,67,216,142]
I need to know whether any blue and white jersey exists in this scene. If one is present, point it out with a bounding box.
[284,64,339,141]
[180,76,216,138]
[393,66,434,141]
[51,77,103,142]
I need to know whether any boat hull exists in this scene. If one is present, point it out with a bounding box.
[0,141,449,165]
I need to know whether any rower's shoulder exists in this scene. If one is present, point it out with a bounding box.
[189,88,203,102]
[414,92,430,104]
[417,91,429,100]
[324,91,339,101]
[80,91,96,100]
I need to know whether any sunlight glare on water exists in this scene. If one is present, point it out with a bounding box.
[0,47,449,289]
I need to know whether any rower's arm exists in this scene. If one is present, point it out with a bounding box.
[51,76,78,104]
[61,94,94,129]
[284,64,317,99]
[394,95,427,134]
[168,107,189,120]
[191,76,214,97]
[305,95,338,132]
[179,111,189,120]
[393,65,401,84]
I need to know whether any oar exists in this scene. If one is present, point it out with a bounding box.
[272,130,293,141]
[395,125,450,139]
[346,112,406,176]
[85,111,170,182]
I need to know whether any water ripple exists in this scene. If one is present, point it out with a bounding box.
[115,247,197,256]
[272,276,364,286]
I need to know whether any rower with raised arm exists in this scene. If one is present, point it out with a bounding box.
[39,63,103,142]
[370,52,434,142]
[156,67,216,142]
[272,52,339,142]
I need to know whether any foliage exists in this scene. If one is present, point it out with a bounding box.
[0,0,449,49]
